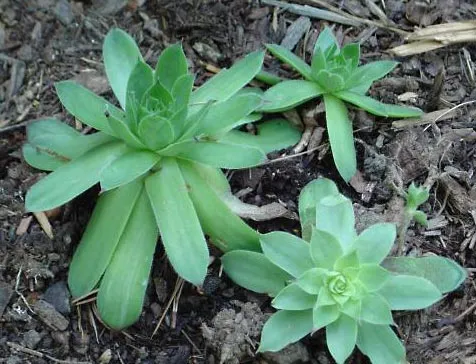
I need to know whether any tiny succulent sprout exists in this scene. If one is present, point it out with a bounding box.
[405,182,430,226]
[222,178,466,364]
[258,27,424,182]
[23,28,302,329]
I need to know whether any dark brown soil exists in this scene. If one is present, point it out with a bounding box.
[1,0,475,363]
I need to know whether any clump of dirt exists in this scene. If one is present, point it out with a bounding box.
[201,300,266,364]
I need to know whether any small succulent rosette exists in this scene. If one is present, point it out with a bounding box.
[223,178,466,364]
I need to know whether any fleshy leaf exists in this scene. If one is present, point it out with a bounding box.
[357,322,406,364]
[272,283,317,310]
[171,74,194,112]
[24,119,114,171]
[68,179,143,297]
[258,310,313,352]
[259,80,323,113]
[310,228,343,270]
[100,150,160,191]
[323,93,357,182]
[316,286,337,307]
[357,264,391,292]
[313,304,340,331]
[222,251,292,296]
[125,61,154,126]
[26,142,128,212]
[342,43,360,69]
[179,161,260,252]
[266,44,312,79]
[354,223,396,264]
[378,275,442,310]
[97,187,158,329]
[315,194,356,252]
[219,118,301,154]
[260,232,314,278]
[138,114,175,150]
[196,93,262,135]
[145,158,208,286]
[297,268,328,295]
[103,28,143,109]
[56,81,124,136]
[345,60,398,92]
[382,256,467,294]
[106,112,145,148]
[191,50,264,105]
[298,178,339,242]
[155,43,188,91]
[326,314,357,364]
[160,140,266,169]
[360,293,393,325]
[406,182,430,208]
[315,69,345,92]
[335,90,423,118]
[314,27,340,58]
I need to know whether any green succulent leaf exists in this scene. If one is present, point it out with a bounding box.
[24,119,115,171]
[345,60,398,92]
[97,187,158,329]
[297,268,328,295]
[220,118,301,154]
[310,228,343,270]
[378,275,442,310]
[260,232,314,278]
[191,50,264,105]
[196,93,263,135]
[265,44,312,79]
[155,43,188,91]
[258,310,313,352]
[26,142,128,212]
[160,140,266,169]
[382,256,467,294]
[360,293,394,325]
[145,158,208,286]
[272,283,317,310]
[106,112,145,148]
[23,143,67,171]
[310,48,327,77]
[323,93,357,182]
[316,286,337,307]
[103,28,144,109]
[412,210,428,226]
[406,182,430,208]
[354,223,396,264]
[341,298,361,319]
[68,179,143,297]
[259,80,323,113]
[126,61,154,110]
[138,114,175,150]
[179,161,260,252]
[313,303,340,331]
[315,194,356,252]
[335,90,423,118]
[55,81,124,136]
[357,264,391,292]
[315,69,345,92]
[100,150,160,191]
[326,314,357,364]
[298,178,339,242]
[341,43,360,69]
[334,250,359,271]
[222,250,292,296]
[357,322,405,364]
[171,74,194,112]
[314,27,340,58]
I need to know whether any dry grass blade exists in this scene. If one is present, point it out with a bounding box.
[33,211,54,239]
[389,21,476,56]
[392,108,459,129]
[151,277,184,338]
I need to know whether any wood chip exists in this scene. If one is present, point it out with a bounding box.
[16,216,33,236]
[33,211,54,239]
[392,108,458,129]
[280,16,311,50]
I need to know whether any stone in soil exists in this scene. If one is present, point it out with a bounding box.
[43,280,71,315]
[32,299,69,331]
[0,282,13,318]
[23,329,43,349]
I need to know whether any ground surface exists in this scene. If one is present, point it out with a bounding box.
[0,0,475,363]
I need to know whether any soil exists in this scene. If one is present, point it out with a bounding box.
[1,0,476,363]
